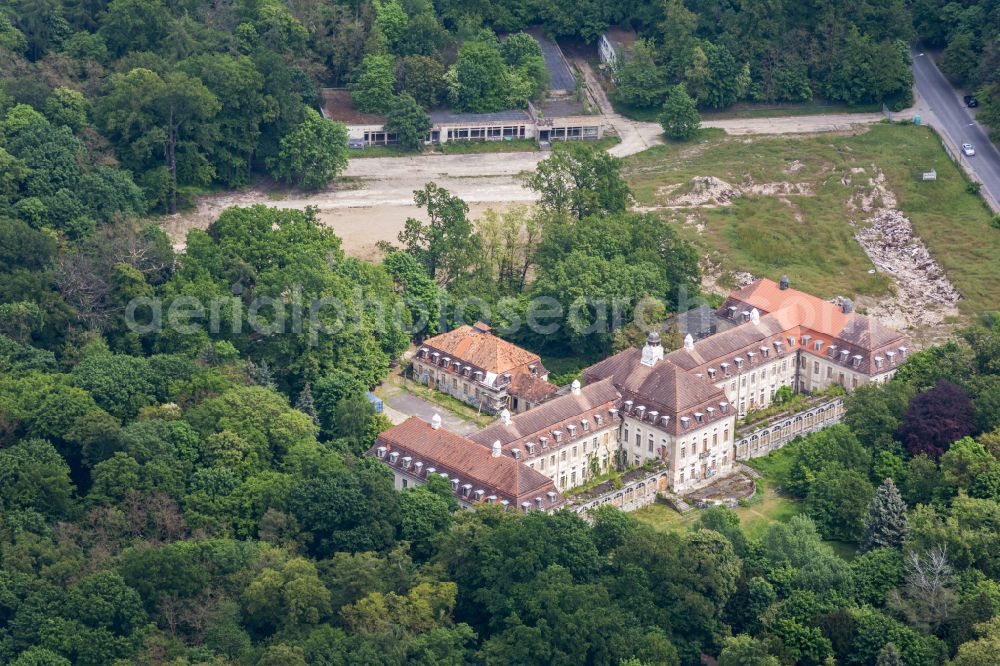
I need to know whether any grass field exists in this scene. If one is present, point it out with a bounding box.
[624,123,1000,319]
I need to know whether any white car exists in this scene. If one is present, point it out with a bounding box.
[962,143,976,156]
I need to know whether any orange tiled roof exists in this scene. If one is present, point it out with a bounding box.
[420,322,544,377]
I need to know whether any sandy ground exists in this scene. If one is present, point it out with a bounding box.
[160,66,917,256]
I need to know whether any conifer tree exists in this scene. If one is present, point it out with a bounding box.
[861,478,909,552]
[296,383,319,426]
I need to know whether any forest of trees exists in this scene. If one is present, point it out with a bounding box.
[1,125,1000,663]
[3,0,1000,664]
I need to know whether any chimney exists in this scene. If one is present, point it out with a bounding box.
[750,308,760,325]
[431,413,442,430]
[492,440,502,457]
[684,334,694,352]
[841,298,854,314]
[779,275,789,290]
[500,408,512,426]
[571,379,581,395]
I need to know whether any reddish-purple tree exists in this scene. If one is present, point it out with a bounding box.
[896,380,974,460]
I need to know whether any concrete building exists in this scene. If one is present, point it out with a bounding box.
[412,322,552,414]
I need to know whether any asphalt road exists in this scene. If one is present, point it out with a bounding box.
[912,48,1000,208]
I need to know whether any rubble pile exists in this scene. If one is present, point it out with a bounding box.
[668,176,741,207]
[851,169,960,332]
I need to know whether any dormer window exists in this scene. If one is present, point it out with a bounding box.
[840,349,850,361]
[648,410,659,423]
[389,451,400,464]
[540,436,549,448]
[660,415,670,426]
[501,499,510,511]
[474,489,485,501]
[511,448,522,459]
[760,346,769,358]
[451,478,459,491]
[487,495,497,504]
[874,356,884,369]
[427,467,436,475]
[461,483,472,497]
[581,420,590,432]
[402,456,412,469]
[431,352,440,361]
[814,340,823,352]
[567,424,577,437]
[887,351,896,364]
[707,406,715,416]
[899,346,908,358]
[721,362,730,375]
[419,347,428,358]
[787,336,796,347]
[735,357,744,369]
[534,497,543,509]
[747,351,756,363]
[442,356,450,367]
[680,416,691,428]
[774,340,783,352]
[624,400,633,413]
[609,407,619,418]
[521,501,530,512]
[708,368,717,378]
[802,335,812,345]
[546,491,557,501]
[636,406,646,419]
[742,310,751,322]
[828,344,838,357]
[720,402,728,413]
[474,370,483,380]
[595,414,604,426]
[553,431,562,443]
[694,412,704,423]
[526,442,536,455]
[414,462,424,475]
[463,366,471,376]
[376,446,387,458]
[852,355,862,368]
[727,305,737,318]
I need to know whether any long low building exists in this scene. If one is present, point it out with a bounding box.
[321,90,603,148]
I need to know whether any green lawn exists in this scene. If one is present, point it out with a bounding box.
[634,439,857,559]
[624,123,1000,319]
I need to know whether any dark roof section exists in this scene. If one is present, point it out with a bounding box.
[538,97,589,118]
[370,417,562,509]
[583,351,726,431]
[320,88,386,125]
[429,109,530,124]
[470,378,620,451]
[675,305,720,340]
[526,29,577,92]
[837,314,906,350]
[508,373,560,405]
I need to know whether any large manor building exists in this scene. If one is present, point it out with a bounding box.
[369,278,910,510]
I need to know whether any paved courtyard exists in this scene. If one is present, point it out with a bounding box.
[378,381,482,436]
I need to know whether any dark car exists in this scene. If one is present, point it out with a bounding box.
[964,95,979,108]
